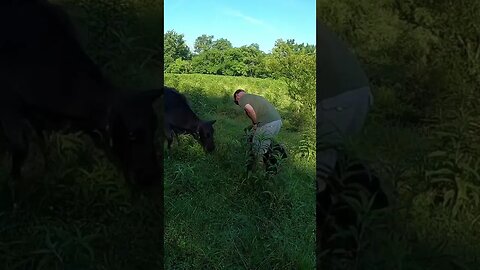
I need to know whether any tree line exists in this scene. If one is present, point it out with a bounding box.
[164,30,316,112]
[164,30,315,77]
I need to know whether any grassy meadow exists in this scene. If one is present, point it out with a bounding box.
[164,73,316,269]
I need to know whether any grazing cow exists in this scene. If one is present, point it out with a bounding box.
[0,0,163,192]
[164,86,216,153]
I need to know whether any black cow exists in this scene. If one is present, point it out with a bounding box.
[164,87,216,152]
[0,0,163,193]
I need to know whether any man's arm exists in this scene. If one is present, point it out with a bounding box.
[244,104,257,125]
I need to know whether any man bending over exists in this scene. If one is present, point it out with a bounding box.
[233,89,285,173]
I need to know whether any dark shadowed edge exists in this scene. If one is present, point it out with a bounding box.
[0,0,165,267]
[315,16,322,270]
[158,1,165,267]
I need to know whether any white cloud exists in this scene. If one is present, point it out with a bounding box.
[222,7,277,32]
[226,9,262,25]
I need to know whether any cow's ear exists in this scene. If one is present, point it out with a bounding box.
[209,120,216,125]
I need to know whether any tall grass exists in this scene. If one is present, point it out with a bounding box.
[326,95,480,269]
[0,130,163,269]
[164,73,315,269]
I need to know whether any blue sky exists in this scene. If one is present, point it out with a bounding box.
[164,0,316,53]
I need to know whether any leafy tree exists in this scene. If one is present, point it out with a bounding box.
[212,38,233,51]
[166,58,193,74]
[223,48,248,76]
[266,39,316,112]
[191,49,224,75]
[164,30,192,70]
[239,44,265,77]
[194,34,214,54]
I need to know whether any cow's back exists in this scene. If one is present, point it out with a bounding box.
[0,0,113,130]
[164,87,199,130]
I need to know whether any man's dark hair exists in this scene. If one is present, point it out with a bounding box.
[233,89,245,105]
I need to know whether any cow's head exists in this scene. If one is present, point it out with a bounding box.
[197,120,216,153]
[109,89,163,186]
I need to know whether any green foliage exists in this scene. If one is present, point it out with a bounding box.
[188,46,269,78]
[296,130,316,161]
[57,0,163,85]
[164,30,192,70]
[318,0,480,123]
[193,34,214,54]
[166,58,193,74]
[317,0,438,122]
[265,39,316,112]
[212,38,233,51]
[424,105,480,218]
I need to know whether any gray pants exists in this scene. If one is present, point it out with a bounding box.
[317,86,373,191]
[252,119,282,157]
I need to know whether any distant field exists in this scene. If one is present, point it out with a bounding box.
[164,73,316,269]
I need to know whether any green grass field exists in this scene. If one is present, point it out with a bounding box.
[164,73,316,269]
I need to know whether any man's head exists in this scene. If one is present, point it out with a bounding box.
[233,89,246,105]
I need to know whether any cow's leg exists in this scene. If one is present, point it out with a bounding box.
[24,124,48,177]
[0,116,32,208]
[164,124,174,150]
[175,131,181,147]
[1,118,30,178]
[0,130,7,168]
